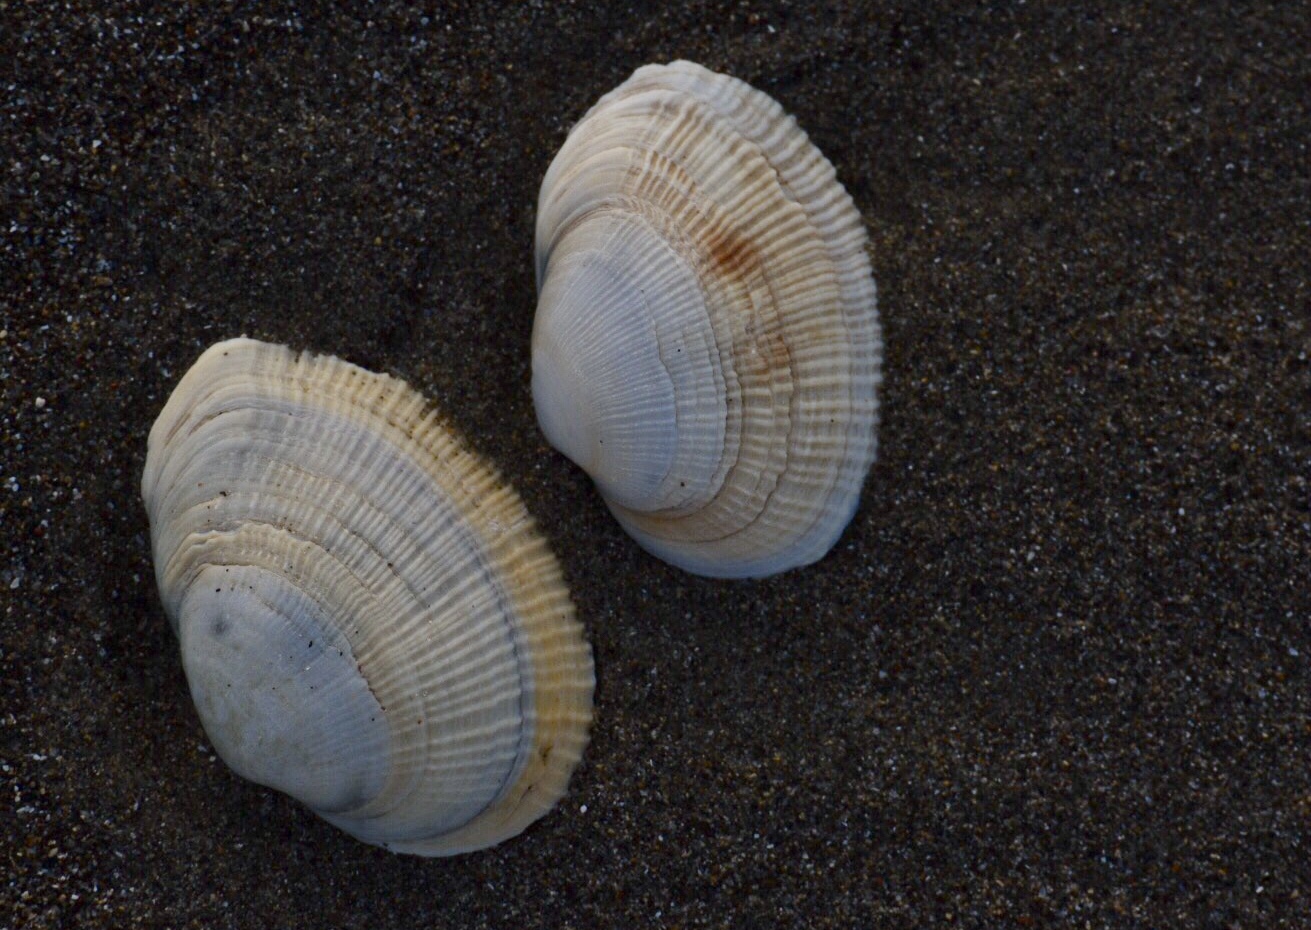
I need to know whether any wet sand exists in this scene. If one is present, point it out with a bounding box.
[3,3,1308,927]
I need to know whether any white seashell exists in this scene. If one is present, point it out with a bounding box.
[142,338,593,856]
[532,60,882,578]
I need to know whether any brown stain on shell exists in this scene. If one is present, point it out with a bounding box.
[705,221,793,379]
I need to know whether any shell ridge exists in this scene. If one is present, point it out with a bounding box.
[157,430,521,664]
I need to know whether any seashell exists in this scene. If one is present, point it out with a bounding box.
[141,338,593,856]
[532,60,882,578]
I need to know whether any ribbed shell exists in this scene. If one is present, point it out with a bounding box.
[141,338,593,855]
[533,60,881,578]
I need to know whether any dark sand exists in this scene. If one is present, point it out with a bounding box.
[3,3,1308,927]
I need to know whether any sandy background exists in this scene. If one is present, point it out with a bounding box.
[3,2,1308,927]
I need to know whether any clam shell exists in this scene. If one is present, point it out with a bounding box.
[533,60,881,578]
[142,338,593,855]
